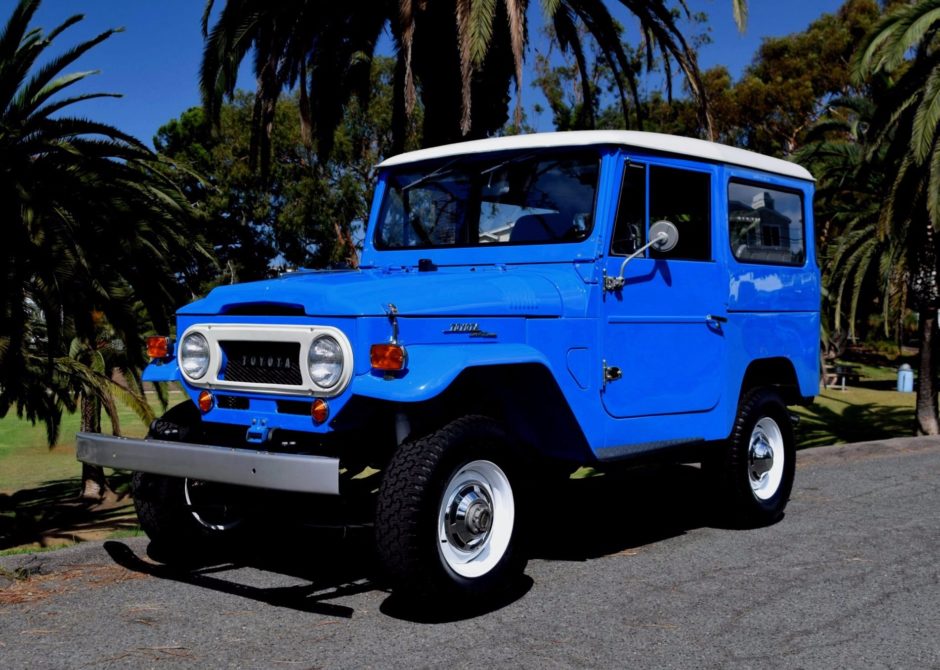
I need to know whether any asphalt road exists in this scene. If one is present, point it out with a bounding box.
[2,437,939,669]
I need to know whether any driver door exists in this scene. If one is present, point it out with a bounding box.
[601,158,726,421]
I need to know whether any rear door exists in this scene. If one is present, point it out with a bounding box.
[601,156,726,420]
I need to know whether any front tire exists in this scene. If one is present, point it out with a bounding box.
[712,388,796,527]
[132,402,245,561]
[133,473,245,555]
[375,416,527,602]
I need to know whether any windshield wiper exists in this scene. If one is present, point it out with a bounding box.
[402,158,460,192]
[480,151,537,177]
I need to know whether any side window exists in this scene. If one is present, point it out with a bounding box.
[649,166,711,260]
[729,181,805,265]
[611,163,646,255]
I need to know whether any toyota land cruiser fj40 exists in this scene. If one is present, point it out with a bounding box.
[78,130,819,602]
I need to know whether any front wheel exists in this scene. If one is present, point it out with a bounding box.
[133,473,246,561]
[132,402,246,561]
[710,388,796,527]
[375,416,527,602]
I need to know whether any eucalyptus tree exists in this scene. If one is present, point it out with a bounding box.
[0,0,210,496]
[853,0,940,434]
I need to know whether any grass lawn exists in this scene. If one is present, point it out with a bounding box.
[793,362,917,449]
[0,390,184,554]
[0,390,183,493]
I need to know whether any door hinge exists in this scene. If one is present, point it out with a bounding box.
[603,360,622,386]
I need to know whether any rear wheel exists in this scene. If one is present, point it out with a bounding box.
[711,388,795,527]
[375,416,527,602]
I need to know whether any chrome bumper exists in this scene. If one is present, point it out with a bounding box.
[75,432,340,495]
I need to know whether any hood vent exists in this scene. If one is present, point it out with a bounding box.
[221,302,306,317]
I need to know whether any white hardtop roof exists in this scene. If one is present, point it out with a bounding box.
[377,130,814,182]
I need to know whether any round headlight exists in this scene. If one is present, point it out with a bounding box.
[180,332,210,379]
[307,336,343,388]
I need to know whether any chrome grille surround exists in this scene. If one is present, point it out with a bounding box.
[178,324,354,397]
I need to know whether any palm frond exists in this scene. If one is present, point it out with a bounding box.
[912,65,940,164]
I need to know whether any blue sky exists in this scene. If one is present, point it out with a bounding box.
[28,0,848,146]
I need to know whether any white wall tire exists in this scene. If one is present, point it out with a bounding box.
[376,416,527,602]
[437,460,515,579]
[711,388,796,527]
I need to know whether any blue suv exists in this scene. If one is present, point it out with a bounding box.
[78,131,819,602]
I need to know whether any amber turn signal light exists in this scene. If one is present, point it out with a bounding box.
[147,336,170,359]
[197,390,214,414]
[370,343,406,371]
[312,398,329,425]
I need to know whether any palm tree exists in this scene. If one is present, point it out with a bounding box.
[799,96,907,348]
[200,0,746,268]
[853,0,940,434]
[200,0,749,165]
[0,0,211,497]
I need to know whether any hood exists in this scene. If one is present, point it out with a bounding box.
[178,267,568,317]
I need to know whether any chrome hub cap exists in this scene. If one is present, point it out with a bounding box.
[748,417,784,501]
[437,460,514,579]
[184,479,242,532]
[444,485,493,549]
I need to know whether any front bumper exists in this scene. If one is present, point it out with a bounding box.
[76,432,340,495]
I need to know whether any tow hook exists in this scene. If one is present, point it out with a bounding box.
[246,419,272,444]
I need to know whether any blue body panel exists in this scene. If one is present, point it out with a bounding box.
[145,145,820,462]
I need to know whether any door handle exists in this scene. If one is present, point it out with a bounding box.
[706,314,728,324]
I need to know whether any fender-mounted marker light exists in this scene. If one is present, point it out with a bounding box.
[371,343,406,371]
[147,336,170,359]
[312,398,329,425]
[198,390,214,414]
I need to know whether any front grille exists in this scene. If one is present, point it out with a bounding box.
[220,341,303,386]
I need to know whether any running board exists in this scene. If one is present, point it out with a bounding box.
[595,437,705,463]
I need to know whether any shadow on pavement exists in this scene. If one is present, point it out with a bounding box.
[0,473,136,550]
[101,463,752,622]
[104,529,375,619]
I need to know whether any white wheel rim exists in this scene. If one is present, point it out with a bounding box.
[748,417,784,501]
[184,479,241,532]
[437,460,514,579]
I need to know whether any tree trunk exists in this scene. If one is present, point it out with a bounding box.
[915,307,939,435]
[79,391,112,501]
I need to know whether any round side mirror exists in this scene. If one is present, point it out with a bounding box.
[649,220,679,253]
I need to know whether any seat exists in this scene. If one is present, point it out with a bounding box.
[509,213,570,243]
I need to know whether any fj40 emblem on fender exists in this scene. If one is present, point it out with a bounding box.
[444,323,496,338]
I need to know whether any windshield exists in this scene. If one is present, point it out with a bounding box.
[375,150,599,249]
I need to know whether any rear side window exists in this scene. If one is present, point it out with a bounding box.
[729,181,805,266]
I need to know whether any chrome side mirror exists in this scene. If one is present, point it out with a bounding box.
[604,220,680,292]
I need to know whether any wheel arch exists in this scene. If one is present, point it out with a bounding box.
[339,362,593,465]
[438,363,592,461]
[739,357,803,405]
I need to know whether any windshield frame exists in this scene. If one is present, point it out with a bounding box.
[372,148,603,252]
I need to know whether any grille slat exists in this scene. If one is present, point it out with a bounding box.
[221,341,303,386]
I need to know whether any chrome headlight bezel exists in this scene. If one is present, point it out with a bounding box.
[307,335,344,389]
[179,332,211,380]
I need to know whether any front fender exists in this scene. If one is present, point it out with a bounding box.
[142,359,181,383]
[350,343,552,403]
